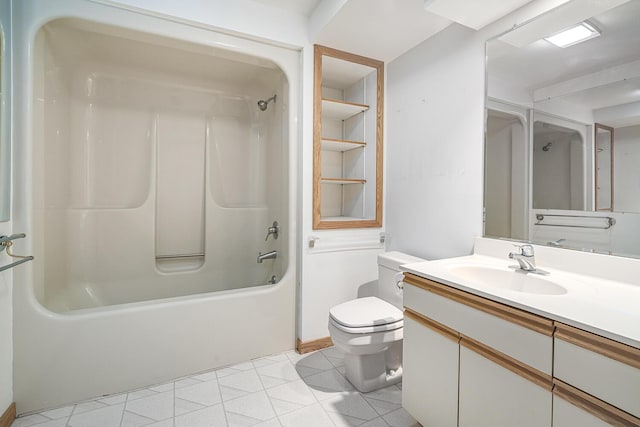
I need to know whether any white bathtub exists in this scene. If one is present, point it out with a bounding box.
[12,1,299,414]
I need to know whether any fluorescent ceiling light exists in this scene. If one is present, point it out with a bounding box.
[544,22,600,48]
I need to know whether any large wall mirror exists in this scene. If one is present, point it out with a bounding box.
[485,0,640,258]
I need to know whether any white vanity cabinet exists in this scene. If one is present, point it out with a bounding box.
[402,272,640,427]
[402,273,554,427]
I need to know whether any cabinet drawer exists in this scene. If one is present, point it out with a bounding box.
[403,274,554,374]
[554,323,640,418]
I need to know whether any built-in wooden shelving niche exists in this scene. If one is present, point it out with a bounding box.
[313,45,384,229]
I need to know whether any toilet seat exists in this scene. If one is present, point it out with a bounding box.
[329,297,404,334]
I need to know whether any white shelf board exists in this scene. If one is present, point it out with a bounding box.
[321,138,366,152]
[322,98,368,120]
[321,178,366,185]
[321,216,367,221]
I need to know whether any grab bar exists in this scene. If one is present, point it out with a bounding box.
[0,233,34,273]
[535,214,616,230]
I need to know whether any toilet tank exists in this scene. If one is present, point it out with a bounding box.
[378,251,426,309]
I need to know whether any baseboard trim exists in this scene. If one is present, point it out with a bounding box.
[296,337,333,354]
[0,402,16,427]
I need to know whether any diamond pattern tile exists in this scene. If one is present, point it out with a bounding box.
[14,347,419,427]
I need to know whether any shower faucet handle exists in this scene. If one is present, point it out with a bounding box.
[264,221,279,241]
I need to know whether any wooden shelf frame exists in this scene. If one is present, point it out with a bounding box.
[313,44,384,230]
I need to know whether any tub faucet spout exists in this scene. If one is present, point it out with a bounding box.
[257,250,277,263]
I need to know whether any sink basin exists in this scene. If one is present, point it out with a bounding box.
[447,265,567,295]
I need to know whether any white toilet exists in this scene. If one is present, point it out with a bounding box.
[328,251,425,392]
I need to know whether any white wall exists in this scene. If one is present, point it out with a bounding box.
[385,0,571,260]
[0,0,12,415]
[97,0,308,47]
[386,23,485,260]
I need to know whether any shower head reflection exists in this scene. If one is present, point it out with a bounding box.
[257,94,277,111]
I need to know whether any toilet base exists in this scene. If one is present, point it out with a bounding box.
[343,341,403,393]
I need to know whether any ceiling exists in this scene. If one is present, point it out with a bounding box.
[490,0,640,91]
[488,0,640,125]
[253,0,551,63]
[312,0,452,62]
[252,0,322,16]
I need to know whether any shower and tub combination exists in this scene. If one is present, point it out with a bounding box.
[11,1,298,413]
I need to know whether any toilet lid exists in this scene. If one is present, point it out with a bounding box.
[329,297,403,328]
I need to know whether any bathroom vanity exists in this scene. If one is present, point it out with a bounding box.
[401,238,640,427]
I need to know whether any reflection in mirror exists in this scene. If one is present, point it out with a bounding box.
[533,120,584,211]
[595,123,614,211]
[485,109,527,241]
[486,0,640,258]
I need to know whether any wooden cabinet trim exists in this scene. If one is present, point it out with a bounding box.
[296,337,333,354]
[404,307,460,343]
[312,44,323,229]
[0,403,16,427]
[312,44,383,229]
[555,322,640,369]
[312,219,382,230]
[461,335,553,391]
[554,379,640,426]
[403,273,555,336]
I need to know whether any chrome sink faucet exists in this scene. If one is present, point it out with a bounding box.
[508,244,537,272]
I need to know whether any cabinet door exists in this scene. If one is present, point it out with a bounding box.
[458,344,552,427]
[402,311,458,427]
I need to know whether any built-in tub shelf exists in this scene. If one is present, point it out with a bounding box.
[320,178,366,185]
[321,98,368,120]
[321,138,366,152]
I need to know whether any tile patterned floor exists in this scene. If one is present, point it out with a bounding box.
[12,347,420,427]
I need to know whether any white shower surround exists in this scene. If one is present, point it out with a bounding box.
[12,0,299,414]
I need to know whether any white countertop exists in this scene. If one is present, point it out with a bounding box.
[401,239,640,349]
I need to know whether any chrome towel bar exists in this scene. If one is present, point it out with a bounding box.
[535,214,616,230]
[0,233,34,273]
